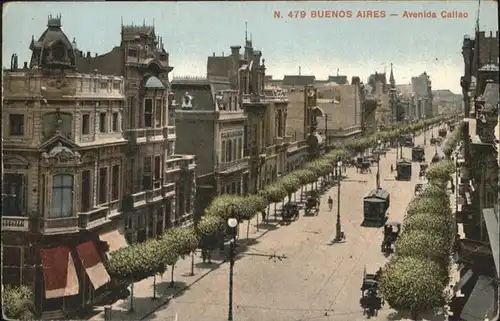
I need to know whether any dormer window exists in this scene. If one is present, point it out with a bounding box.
[52,44,65,61]
[160,54,167,61]
[128,48,138,58]
[181,93,193,110]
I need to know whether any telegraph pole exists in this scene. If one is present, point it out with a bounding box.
[333,159,345,243]
[324,113,329,149]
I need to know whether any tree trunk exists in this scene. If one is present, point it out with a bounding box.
[246,220,250,239]
[274,203,277,220]
[170,265,175,287]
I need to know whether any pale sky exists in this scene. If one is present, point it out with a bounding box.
[3,1,498,93]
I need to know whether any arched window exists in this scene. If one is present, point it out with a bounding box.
[51,174,73,218]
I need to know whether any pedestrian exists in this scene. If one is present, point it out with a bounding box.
[390,164,394,172]
[261,210,266,223]
[328,196,333,211]
[451,183,455,194]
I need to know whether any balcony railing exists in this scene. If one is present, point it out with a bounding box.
[39,216,79,235]
[146,188,163,203]
[163,183,175,196]
[126,128,164,144]
[274,137,284,146]
[78,207,108,229]
[2,216,31,232]
[218,157,249,173]
[284,136,293,144]
[145,128,163,141]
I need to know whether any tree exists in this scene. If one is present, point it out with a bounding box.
[420,184,448,199]
[2,285,35,321]
[262,182,287,204]
[403,212,453,243]
[106,238,168,281]
[395,231,451,274]
[426,161,455,182]
[442,127,461,157]
[279,174,301,203]
[406,196,451,218]
[161,227,199,258]
[205,194,248,221]
[379,256,447,319]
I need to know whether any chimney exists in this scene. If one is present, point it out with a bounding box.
[229,46,241,90]
[95,53,98,57]
[230,45,241,58]
[23,62,28,69]
[86,51,91,58]
[213,52,215,57]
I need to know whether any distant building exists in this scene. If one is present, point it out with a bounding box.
[432,89,462,116]
[411,72,433,118]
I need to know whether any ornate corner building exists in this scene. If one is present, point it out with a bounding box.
[1,16,196,318]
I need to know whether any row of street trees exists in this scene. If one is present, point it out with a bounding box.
[380,129,461,319]
[104,116,449,284]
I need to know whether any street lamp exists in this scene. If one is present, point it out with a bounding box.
[376,140,381,189]
[227,213,238,321]
[333,158,345,243]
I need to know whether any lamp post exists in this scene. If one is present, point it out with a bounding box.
[226,210,239,321]
[376,140,381,189]
[333,158,345,243]
[423,117,427,145]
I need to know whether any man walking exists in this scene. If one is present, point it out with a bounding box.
[328,196,333,211]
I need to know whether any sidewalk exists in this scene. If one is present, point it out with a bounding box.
[89,185,314,320]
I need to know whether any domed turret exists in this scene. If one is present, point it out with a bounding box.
[29,14,76,70]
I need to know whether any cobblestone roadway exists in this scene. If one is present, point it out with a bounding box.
[103,128,442,321]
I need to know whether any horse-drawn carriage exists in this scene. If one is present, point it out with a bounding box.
[304,191,320,216]
[411,146,425,162]
[438,128,447,138]
[360,267,384,318]
[381,221,401,254]
[431,152,442,164]
[281,203,299,223]
[414,183,424,195]
[357,161,372,174]
[363,188,390,225]
[396,158,412,180]
[419,163,428,178]
[400,134,414,147]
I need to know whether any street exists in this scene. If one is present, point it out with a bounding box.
[101,127,443,321]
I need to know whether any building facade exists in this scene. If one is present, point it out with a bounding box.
[2,16,196,318]
[452,29,499,321]
[411,72,433,119]
[171,76,249,220]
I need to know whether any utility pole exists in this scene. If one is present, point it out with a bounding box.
[324,113,328,149]
[333,159,345,243]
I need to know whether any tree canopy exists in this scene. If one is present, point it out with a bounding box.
[380,257,447,317]
[2,285,35,321]
[381,127,459,316]
[105,115,451,281]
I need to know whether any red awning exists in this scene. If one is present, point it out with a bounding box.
[76,241,110,290]
[40,246,79,299]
